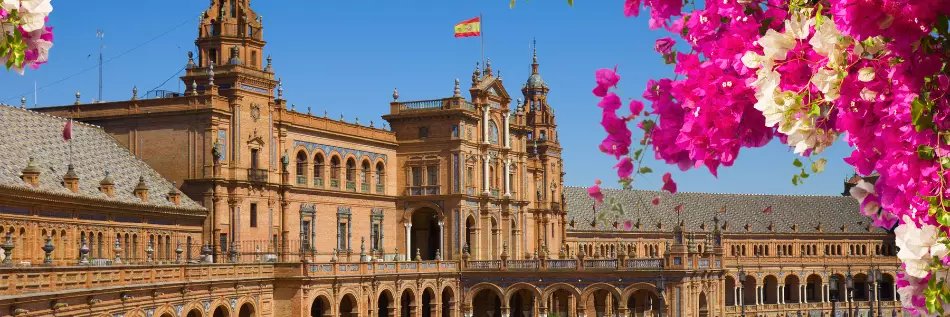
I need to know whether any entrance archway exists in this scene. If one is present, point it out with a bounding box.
[442,287,456,317]
[742,275,756,306]
[411,208,440,260]
[312,295,331,317]
[422,288,436,317]
[239,303,255,317]
[401,289,417,317]
[340,294,358,317]
[379,290,395,317]
[472,288,502,317]
[509,289,536,317]
[806,274,822,302]
[698,292,708,317]
[627,289,658,317]
[213,306,229,317]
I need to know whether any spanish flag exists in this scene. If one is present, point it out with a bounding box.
[454,17,481,38]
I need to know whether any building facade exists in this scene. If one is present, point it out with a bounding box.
[0,1,903,317]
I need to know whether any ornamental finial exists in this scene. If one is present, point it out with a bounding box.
[392,88,399,101]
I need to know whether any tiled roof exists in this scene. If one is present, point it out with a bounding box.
[564,186,886,234]
[0,105,205,212]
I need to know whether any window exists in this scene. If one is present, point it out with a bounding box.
[372,223,382,251]
[301,221,312,250]
[338,222,347,250]
[361,161,370,184]
[250,203,258,227]
[375,162,385,185]
[219,233,228,252]
[296,151,307,178]
[412,167,423,186]
[251,51,258,68]
[230,0,236,18]
[466,167,474,186]
[314,154,324,178]
[419,126,429,138]
[250,148,260,169]
[209,49,218,65]
[452,125,459,138]
[346,159,356,182]
[370,208,384,252]
[427,166,438,186]
[330,156,341,180]
[337,207,352,251]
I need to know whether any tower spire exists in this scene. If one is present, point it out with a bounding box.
[531,38,539,74]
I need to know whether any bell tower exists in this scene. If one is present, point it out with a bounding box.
[182,0,275,94]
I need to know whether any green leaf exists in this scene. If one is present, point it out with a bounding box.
[912,96,935,132]
[810,158,828,173]
[792,175,800,186]
[510,0,516,8]
[567,0,573,6]
[633,149,643,161]
[937,211,950,228]
[815,3,824,27]
[639,167,653,174]
[918,145,936,160]
[792,158,803,167]
[940,157,950,170]
[800,169,809,179]
[807,104,820,117]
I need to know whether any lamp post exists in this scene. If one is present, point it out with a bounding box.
[846,270,854,317]
[830,275,839,317]
[868,269,881,317]
[739,265,746,317]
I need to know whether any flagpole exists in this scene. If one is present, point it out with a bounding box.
[480,12,484,70]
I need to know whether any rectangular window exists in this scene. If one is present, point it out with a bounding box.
[250,148,259,169]
[219,233,228,252]
[419,126,429,138]
[467,167,473,186]
[302,221,312,249]
[338,222,348,250]
[452,125,459,138]
[427,166,438,186]
[372,223,381,251]
[209,49,218,65]
[249,203,258,228]
[412,167,423,186]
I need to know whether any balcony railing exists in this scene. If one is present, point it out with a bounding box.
[330,179,339,188]
[376,184,385,194]
[248,168,267,183]
[314,177,324,187]
[491,189,500,197]
[409,186,440,196]
[361,184,370,193]
[462,257,668,271]
[346,181,356,192]
[296,175,306,186]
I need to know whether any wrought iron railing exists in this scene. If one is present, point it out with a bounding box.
[296,175,306,186]
[314,177,324,187]
[376,184,385,194]
[248,168,267,183]
[361,184,369,193]
[330,179,339,188]
[346,182,356,192]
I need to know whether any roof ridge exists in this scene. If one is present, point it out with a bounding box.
[563,185,849,198]
[3,103,104,129]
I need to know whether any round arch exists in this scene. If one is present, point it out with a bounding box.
[620,283,660,305]
[504,283,543,304]
[441,286,457,317]
[310,294,333,317]
[470,284,503,317]
[581,283,623,301]
[421,287,438,317]
[763,274,780,304]
[581,283,621,317]
[212,304,231,317]
[238,302,256,317]
[409,206,442,261]
[338,292,359,317]
[542,283,582,300]
[400,287,418,317]
[183,302,205,317]
[154,305,177,317]
[698,292,709,317]
[466,283,505,307]
[378,288,396,317]
[404,201,445,221]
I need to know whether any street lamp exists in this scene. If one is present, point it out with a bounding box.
[738,265,746,317]
[846,270,855,317]
[868,269,882,317]
[830,275,839,317]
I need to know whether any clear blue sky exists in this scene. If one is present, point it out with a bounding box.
[0,0,857,196]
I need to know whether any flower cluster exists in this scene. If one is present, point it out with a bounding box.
[589,0,950,314]
[0,0,53,74]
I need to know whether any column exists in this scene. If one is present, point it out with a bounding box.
[504,158,511,197]
[503,109,511,149]
[483,155,490,194]
[801,285,806,303]
[405,223,412,259]
[756,286,762,305]
[438,220,445,257]
[482,105,490,144]
[779,285,784,304]
[739,288,743,306]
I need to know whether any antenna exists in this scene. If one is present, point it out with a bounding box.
[96,30,105,103]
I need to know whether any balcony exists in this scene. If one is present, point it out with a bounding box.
[296,175,306,186]
[408,186,441,196]
[490,189,499,197]
[314,177,324,187]
[248,168,267,183]
[376,184,385,194]
[361,184,370,193]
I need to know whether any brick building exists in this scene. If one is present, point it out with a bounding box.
[0,1,903,317]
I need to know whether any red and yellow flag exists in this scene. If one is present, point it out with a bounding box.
[454,17,481,38]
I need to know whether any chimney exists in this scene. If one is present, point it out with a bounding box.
[99,171,115,197]
[792,223,799,233]
[134,176,149,201]
[167,182,181,205]
[62,164,80,193]
[21,157,41,187]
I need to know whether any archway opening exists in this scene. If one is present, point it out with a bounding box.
[422,288,436,317]
[627,289,658,317]
[340,294,357,317]
[742,275,756,306]
[187,309,202,317]
[784,275,801,304]
[401,289,417,317]
[831,274,846,302]
[881,274,896,301]
[585,289,618,317]
[763,275,779,304]
[465,216,476,255]
[442,287,456,317]
[296,151,308,184]
[213,306,229,317]
[549,289,573,317]
[806,274,822,302]
[379,290,395,317]
[698,292,708,317]
[509,289,536,317]
[312,295,331,317]
[161,313,175,317]
[410,208,440,260]
[490,217,498,259]
[854,273,869,301]
[724,276,736,306]
[472,288,502,317]
[239,303,255,317]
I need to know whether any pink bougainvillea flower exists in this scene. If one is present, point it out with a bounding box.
[654,37,676,55]
[623,220,634,231]
[651,196,661,205]
[673,203,684,213]
[629,99,644,117]
[624,0,641,17]
[598,93,623,111]
[661,172,677,194]
[588,179,604,205]
[593,66,621,97]
[614,156,634,178]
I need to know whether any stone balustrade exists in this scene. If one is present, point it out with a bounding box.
[722,300,904,317]
[463,257,668,271]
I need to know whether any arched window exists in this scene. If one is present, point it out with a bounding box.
[376,162,385,190]
[330,156,341,179]
[346,158,356,182]
[488,120,499,144]
[296,151,307,185]
[314,153,325,186]
[361,161,370,184]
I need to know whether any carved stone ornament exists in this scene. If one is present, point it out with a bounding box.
[250,103,261,121]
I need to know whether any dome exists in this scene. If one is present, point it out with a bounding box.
[527,73,544,87]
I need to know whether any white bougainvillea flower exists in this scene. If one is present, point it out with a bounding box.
[759,29,796,61]
[809,18,842,57]
[0,0,19,12]
[18,0,52,32]
[811,68,841,101]
[785,9,814,40]
[895,215,945,278]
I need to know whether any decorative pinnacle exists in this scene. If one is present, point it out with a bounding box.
[533,38,538,63]
[75,91,81,105]
[291,104,296,112]
[277,78,283,99]
[453,78,461,97]
[132,86,138,100]
[20,96,26,108]
[392,88,399,101]
[191,81,198,95]
[208,62,215,85]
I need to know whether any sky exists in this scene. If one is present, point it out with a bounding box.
[0,0,859,196]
